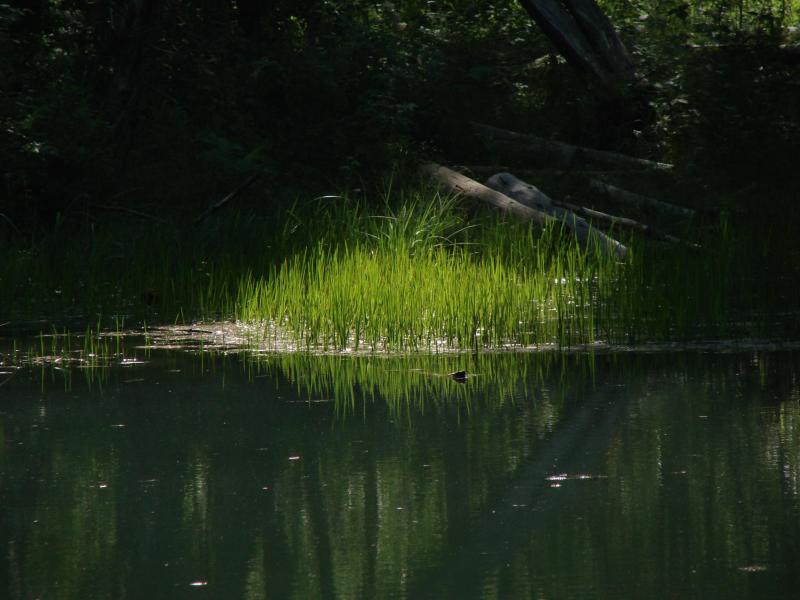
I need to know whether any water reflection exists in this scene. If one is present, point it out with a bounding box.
[1,350,799,598]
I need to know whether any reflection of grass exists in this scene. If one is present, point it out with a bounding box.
[240,350,594,424]
[1,184,741,348]
[7,333,592,421]
[250,353,534,415]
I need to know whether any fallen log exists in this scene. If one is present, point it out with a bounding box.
[483,172,627,259]
[484,172,553,209]
[482,172,698,249]
[555,199,701,250]
[588,178,695,218]
[472,122,674,172]
[423,164,626,259]
[422,163,555,228]
[455,166,664,197]
[453,165,650,179]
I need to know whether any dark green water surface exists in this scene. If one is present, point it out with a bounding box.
[1,347,800,599]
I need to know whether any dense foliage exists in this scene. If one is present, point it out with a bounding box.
[2,0,798,232]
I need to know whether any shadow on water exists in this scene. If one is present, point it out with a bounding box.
[407,377,628,599]
[1,339,800,598]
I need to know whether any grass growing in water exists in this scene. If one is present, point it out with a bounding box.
[234,189,734,350]
[1,184,744,349]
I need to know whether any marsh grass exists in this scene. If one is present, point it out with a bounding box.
[0,322,146,390]
[233,190,735,350]
[0,183,750,351]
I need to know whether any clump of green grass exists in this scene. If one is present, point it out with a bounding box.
[232,188,732,350]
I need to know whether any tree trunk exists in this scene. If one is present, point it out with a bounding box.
[562,0,634,80]
[517,0,634,91]
[588,179,695,218]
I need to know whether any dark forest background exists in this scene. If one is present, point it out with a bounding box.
[2,0,799,233]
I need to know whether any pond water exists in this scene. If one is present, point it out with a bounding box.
[1,344,800,599]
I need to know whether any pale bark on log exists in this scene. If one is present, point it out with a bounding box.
[483,172,627,259]
[472,122,673,172]
[423,163,627,259]
[485,172,553,208]
[422,163,555,228]
[588,178,695,218]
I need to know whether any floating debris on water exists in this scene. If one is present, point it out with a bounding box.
[545,473,608,482]
[737,565,768,573]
